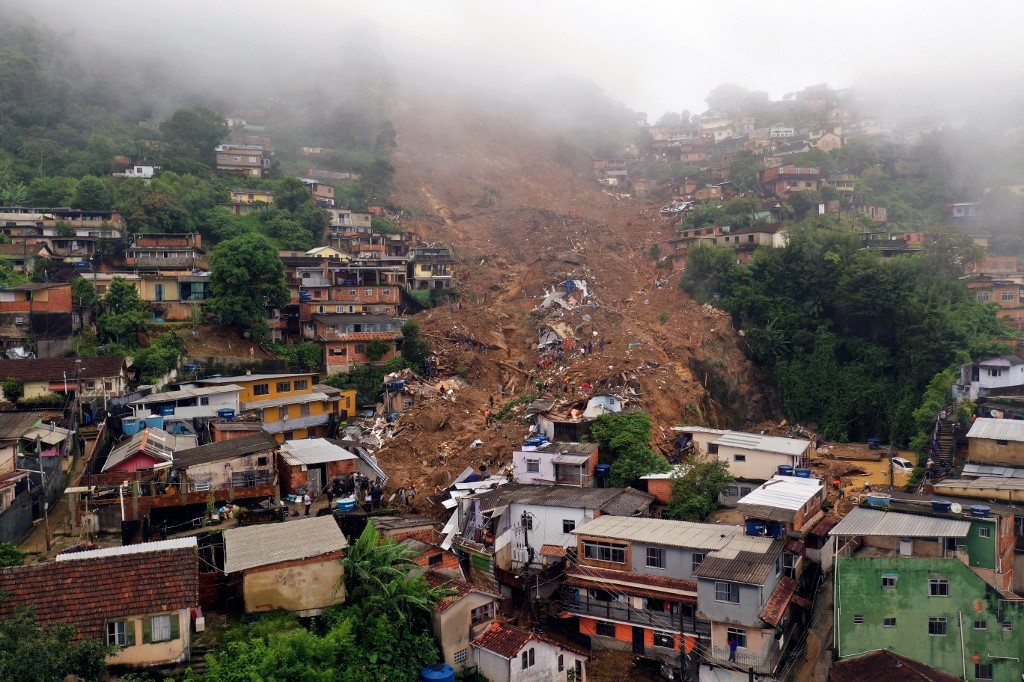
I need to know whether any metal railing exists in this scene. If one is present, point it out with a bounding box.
[561,591,711,636]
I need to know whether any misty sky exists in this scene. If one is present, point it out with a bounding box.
[19,0,1024,117]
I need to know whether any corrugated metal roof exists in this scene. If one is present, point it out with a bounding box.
[736,476,822,511]
[691,536,785,585]
[241,391,329,411]
[961,463,1024,479]
[551,453,591,465]
[468,484,654,515]
[574,515,743,550]
[131,384,243,405]
[55,537,197,561]
[280,438,358,466]
[966,418,1024,443]
[936,476,1024,491]
[829,506,971,538]
[223,516,347,573]
[712,431,810,456]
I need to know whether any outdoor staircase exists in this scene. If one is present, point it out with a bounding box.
[936,420,957,464]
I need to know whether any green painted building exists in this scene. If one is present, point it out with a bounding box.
[836,556,1024,682]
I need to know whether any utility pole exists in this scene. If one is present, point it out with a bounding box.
[35,435,50,551]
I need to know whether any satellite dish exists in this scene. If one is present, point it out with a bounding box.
[950,503,962,514]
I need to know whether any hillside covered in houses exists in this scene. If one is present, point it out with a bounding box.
[1,3,1024,682]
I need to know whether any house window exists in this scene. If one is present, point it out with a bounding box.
[740,486,752,496]
[253,383,270,396]
[471,602,494,626]
[454,649,468,663]
[997,439,1008,446]
[428,553,443,567]
[355,344,365,354]
[929,579,949,597]
[1002,291,1015,301]
[106,621,134,647]
[595,620,616,637]
[284,430,294,440]
[562,519,576,533]
[349,289,357,296]
[726,486,740,497]
[646,547,665,569]
[365,289,373,296]
[104,382,113,391]
[526,459,540,473]
[692,553,706,572]
[558,654,564,671]
[1002,622,1013,632]
[582,541,626,564]
[974,620,987,630]
[708,443,718,454]
[882,575,897,588]
[734,454,746,462]
[278,406,289,421]
[977,292,990,302]
[297,402,309,417]
[86,381,96,390]
[147,614,174,643]
[975,663,993,680]
[928,617,947,636]
[726,627,747,648]
[383,288,391,296]
[979,527,991,538]
[715,582,740,603]
[521,647,535,669]
[294,379,308,391]
[653,631,675,648]
[883,617,897,628]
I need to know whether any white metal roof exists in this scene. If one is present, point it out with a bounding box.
[241,392,329,411]
[713,431,810,456]
[22,425,73,445]
[736,475,822,510]
[55,537,197,561]
[966,418,1024,443]
[131,384,243,405]
[199,373,312,384]
[961,463,1024,479]
[641,465,688,480]
[670,425,728,435]
[223,516,347,573]
[280,438,358,466]
[829,506,971,538]
[551,453,591,465]
[573,514,744,551]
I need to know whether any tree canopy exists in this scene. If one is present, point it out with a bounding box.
[591,411,671,486]
[668,458,735,521]
[207,233,290,339]
[97,277,150,347]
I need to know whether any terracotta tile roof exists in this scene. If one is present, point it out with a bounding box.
[0,357,126,383]
[539,544,566,557]
[829,650,961,682]
[472,621,588,659]
[759,576,797,627]
[424,570,501,613]
[0,540,198,641]
[785,538,805,554]
[809,515,841,537]
[792,594,812,609]
[564,566,697,603]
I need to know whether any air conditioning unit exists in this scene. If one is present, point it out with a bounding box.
[14,317,24,326]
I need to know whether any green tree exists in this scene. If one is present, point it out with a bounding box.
[609,442,671,487]
[275,177,314,213]
[370,216,402,235]
[365,339,391,362]
[399,320,431,374]
[97,277,150,346]
[26,176,77,207]
[591,411,671,486]
[0,542,25,567]
[72,176,111,211]
[667,458,735,521]
[132,333,185,384]
[728,150,761,192]
[0,605,113,682]
[71,276,97,309]
[207,233,290,338]
[160,106,228,166]
[2,377,24,403]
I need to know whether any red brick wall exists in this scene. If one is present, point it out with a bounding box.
[210,427,264,443]
[382,527,434,544]
[647,478,672,503]
[412,547,461,572]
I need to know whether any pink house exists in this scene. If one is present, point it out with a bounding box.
[101,428,198,473]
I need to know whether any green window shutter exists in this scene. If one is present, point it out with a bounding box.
[170,613,180,640]
[142,617,152,644]
[125,621,136,647]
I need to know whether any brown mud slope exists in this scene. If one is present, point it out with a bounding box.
[379,97,774,498]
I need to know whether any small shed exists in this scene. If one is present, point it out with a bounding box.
[278,438,359,496]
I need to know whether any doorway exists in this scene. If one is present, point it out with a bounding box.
[632,626,645,654]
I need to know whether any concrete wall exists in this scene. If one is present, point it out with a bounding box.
[697,570,779,627]
[432,591,497,670]
[475,647,510,682]
[715,446,803,481]
[836,556,1024,682]
[185,452,275,491]
[242,554,345,614]
[968,437,1024,466]
[507,503,594,566]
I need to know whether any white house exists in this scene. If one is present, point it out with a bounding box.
[472,621,587,682]
[671,426,728,456]
[955,354,1024,400]
[130,384,242,419]
[511,442,598,487]
[710,431,811,481]
[113,165,160,179]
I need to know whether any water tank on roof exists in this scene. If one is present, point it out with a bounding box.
[970,505,991,519]
[778,465,794,476]
[595,464,612,488]
[745,520,767,536]
[931,500,953,513]
[866,493,891,508]
[122,418,141,436]
[217,408,236,420]
[144,416,164,430]
[420,665,455,682]
[159,405,175,416]
[795,467,811,478]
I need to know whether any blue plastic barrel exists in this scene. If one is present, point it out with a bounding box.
[144,416,164,430]
[122,418,141,436]
[932,500,952,513]
[970,505,991,518]
[795,467,811,478]
[420,664,455,682]
[778,465,794,476]
[217,408,236,419]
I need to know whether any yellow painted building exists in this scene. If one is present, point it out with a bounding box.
[193,373,355,442]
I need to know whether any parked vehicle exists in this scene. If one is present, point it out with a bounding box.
[891,456,914,472]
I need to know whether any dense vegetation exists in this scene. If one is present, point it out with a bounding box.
[683,224,1011,446]
[590,411,672,486]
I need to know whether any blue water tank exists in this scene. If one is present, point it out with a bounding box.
[866,493,891,508]
[778,465,794,476]
[970,505,991,518]
[336,498,357,512]
[420,664,455,682]
[159,404,175,416]
[144,416,164,430]
[795,467,811,478]
[217,408,236,419]
[122,418,141,436]
[745,520,767,536]
[932,499,952,513]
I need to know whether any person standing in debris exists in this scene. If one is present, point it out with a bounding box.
[518,358,525,370]
[489,395,495,408]
[326,486,335,508]
[399,487,407,505]
[370,483,383,510]
[484,408,492,426]
[303,492,312,517]
[599,338,605,352]
[409,484,417,503]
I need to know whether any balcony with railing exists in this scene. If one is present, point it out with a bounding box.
[704,634,782,675]
[560,588,710,637]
